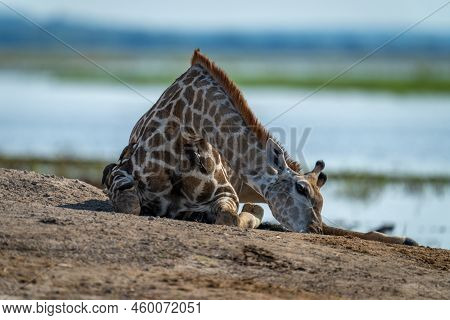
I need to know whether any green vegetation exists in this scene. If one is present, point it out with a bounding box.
[51,70,450,93]
[236,75,450,93]
[1,51,449,93]
[0,156,107,187]
[1,156,449,196]
[330,171,450,201]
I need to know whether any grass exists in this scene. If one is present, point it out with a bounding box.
[26,65,449,93]
[235,75,450,93]
[0,156,107,187]
[1,51,449,93]
[50,70,450,93]
[330,170,450,186]
[329,171,450,201]
[1,155,449,194]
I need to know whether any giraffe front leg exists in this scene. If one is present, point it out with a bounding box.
[213,198,240,227]
[239,203,264,229]
[111,188,141,215]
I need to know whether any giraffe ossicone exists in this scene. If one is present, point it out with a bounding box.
[103,49,326,232]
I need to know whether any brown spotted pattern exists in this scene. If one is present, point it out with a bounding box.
[104,51,328,232]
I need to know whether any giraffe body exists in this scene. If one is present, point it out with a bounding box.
[103,50,418,245]
[104,51,325,231]
[105,128,263,227]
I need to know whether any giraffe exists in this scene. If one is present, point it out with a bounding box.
[103,50,418,245]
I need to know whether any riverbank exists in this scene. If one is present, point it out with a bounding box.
[0,168,449,299]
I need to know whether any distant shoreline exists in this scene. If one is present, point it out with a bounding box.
[53,72,450,93]
[2,67,449,93]
[1,50,450,93]
[1,155,449,188]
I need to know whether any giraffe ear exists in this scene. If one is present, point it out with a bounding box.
[317,172,327,188]
[266,138,288,173]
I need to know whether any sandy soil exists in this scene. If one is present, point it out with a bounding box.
[0,168,449,299]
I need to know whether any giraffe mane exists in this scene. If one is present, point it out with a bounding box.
[191,49,301,172]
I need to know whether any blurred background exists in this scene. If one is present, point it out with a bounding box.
[0,0,449,247]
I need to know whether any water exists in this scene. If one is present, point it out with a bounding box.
[1,72,450,248]
[319,183,450,248]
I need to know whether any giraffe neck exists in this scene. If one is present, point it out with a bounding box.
[179,64,276,197]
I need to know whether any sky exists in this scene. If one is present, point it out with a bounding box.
[1,0,449,32]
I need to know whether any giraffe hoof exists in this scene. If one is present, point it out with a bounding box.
[403,237,419,246]
[113,188,140,215]
[242,203,264,221]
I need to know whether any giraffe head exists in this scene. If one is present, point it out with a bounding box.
[264,139,327,233]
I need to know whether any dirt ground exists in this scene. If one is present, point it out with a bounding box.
[0,168,449,299]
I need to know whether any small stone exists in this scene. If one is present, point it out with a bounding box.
[39,217,58,224]
[57,263,72,268]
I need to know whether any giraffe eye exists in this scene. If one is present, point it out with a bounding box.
[295,182,309,197]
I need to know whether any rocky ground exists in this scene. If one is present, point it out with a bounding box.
[0,168,449,299]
